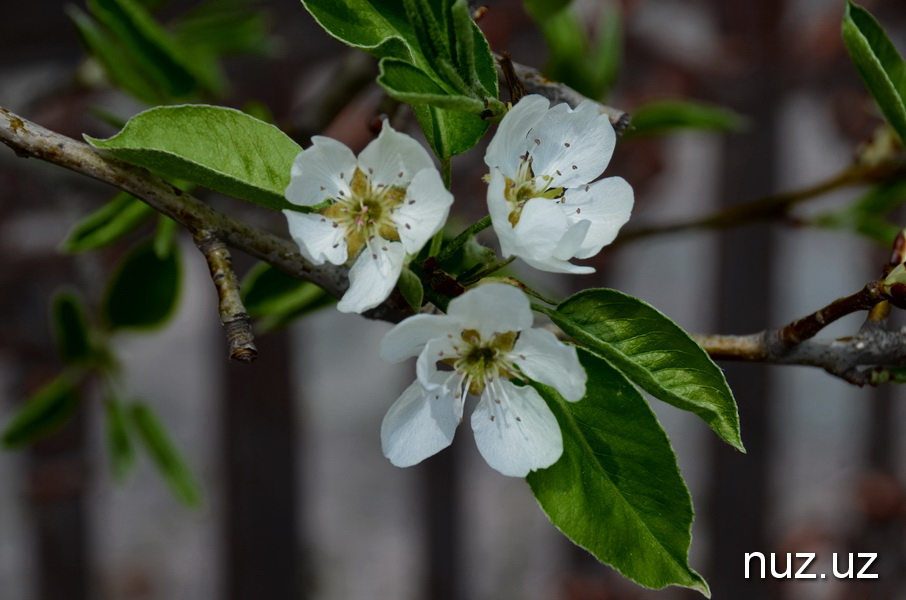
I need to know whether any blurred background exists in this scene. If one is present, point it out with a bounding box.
[1,0,906,599]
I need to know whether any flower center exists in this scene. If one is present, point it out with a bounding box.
[453,329,518,396]
[503,156,564,226]
[320,167,406,260]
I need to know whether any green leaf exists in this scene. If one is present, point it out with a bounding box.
[587,4,622,98]
[814,179,906,245]
[103,240,181,330]
[528,350,709,596]
[241,263,334,331]
[130,402,202,507]
[62,192,155,253]
[68,6,166,104]
[397,267,424,311]
[104,395,136,481]
[626,99,748,138]
[86,105,302,210]
[523,0,572,21]
[87,0,222,97]
[51,290,94,365]
[301,0,497,158]
[153,215,179,259]
[378,59,487,113]
[543,289,743,451]
[2,376,80,448]
[173,0,274,57]
[843,1,906,142]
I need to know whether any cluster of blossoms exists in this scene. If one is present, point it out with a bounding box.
[283,95,633,476]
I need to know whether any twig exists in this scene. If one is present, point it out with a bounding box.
[193,230,257,363]
[493,53,630,134]
[0,106,407,349]
[615,160,906,246]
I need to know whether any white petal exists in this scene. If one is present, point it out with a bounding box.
[415,336,459,390]
[509,199,594,273]
[512,329,587,402]
[486,168,519,259]
[285,137,357,207]
[337,240,406,313]
[446,283,533,336]
[529,100,616,189]
[519,253,595,275]
[511,198,568,259]
[380,314,458,363]
[471,379,563,477]
[484,95,550,176]
[381,375,461,468]
[393,168,454,253]
[358,122,435,187]
[552,218,591,261]
[564,176,634,258]
[282,210,347,265]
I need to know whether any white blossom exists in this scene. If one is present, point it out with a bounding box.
[484,95,634,274]
[379,283,586,477]
[283,124,453,313]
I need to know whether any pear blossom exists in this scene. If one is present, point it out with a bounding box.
[283,123,453,313]
[379,283,586,477]
[484,94,634,274]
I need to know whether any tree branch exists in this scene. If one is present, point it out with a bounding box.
[494,53,631,134]
[193,230,257,362]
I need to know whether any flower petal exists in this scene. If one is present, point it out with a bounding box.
[484,95,550,176]
[529,100,616,189]
[486,168,519,259]
[337,240,406,313]
[393,168,454,253]
[358,122,436,188]
[564,176,634,258]
[511,198,566,258]
[415,336,459,390]
[285,137,357,207]
[512,328,587,402]
[380,314,457,363]
[552,218,591,261]
[446,283,533,337]
[471,379,563,477]
[282,210,348,265]
[381,375,461,468]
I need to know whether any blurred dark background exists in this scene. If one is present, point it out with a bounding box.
[1,0,905,599]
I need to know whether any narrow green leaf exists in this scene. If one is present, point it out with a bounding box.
[104,395,136,481]
[528,350,709,596]
[814,180,906,245]
[86,105,302,211]
[153,215,179,259]
[130,402,202,507]
[62,192,155,253]
[87,0,221,97]
[626,99,748,138]
[842,1,906,141]
[103,240,181,330]
[173,2,273,57]
[68,6,165,104]
[523,0,572,21]
[52,290,94,365]
[397,267,424,311]
[241,262,333,331]
[587,4,622,98]
[544,289,743,451]
[2,376,80,448]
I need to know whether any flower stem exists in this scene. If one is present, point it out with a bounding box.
[436,215,493,263]
[459,256,515,285]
